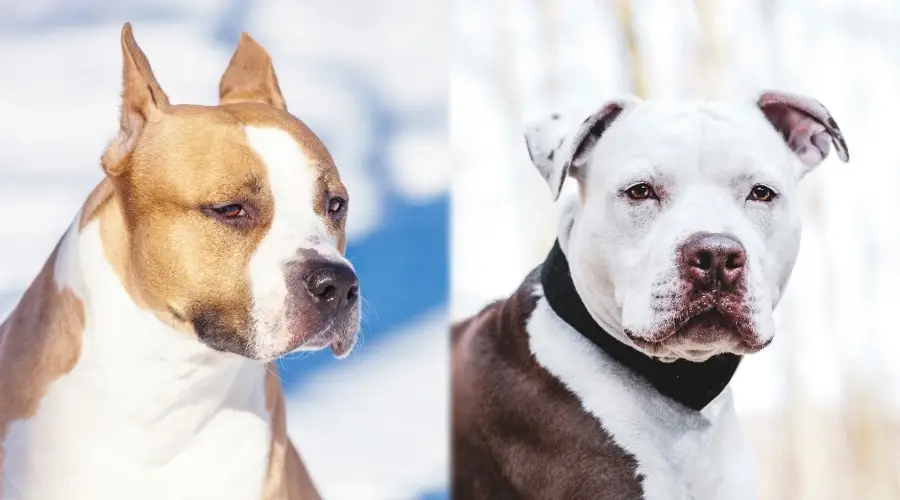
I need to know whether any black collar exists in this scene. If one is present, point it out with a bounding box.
[539,240,741,411]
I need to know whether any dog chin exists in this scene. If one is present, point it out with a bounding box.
[626,310,771,362]
[282,311,361,359]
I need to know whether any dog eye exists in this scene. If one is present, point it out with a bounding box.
[211,204,247,218]
[327,197,346,217]
[748,185,777,202]
[625,183,656,201]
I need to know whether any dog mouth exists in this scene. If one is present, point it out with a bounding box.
[284,305,361,359]
[626,298,770,357]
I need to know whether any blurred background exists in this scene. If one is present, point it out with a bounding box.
[452,0,900,499]
[0,1,448,499]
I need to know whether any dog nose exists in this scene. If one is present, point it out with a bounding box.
[680,233,746,290]
[304,263,359,310]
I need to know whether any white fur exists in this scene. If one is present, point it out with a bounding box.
[527,288,756,500]
[531,99,811,361]
[519,96,835,497]
[2,217,272,500]
[243,126,351,359]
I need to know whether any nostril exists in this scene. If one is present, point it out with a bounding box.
[694,251,713,271]
[319,284,336,300]
[300,262,359,307]
[726,252,746,270]
[305,270,339,301]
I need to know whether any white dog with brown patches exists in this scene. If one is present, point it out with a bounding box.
[0,24,360,500]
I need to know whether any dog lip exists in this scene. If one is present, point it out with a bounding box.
[627,294,754,346]
[290,319,334,346]
[330,337,354,358]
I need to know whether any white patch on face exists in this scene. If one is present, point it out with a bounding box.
[562,100,803,360]
[243,126,348,359]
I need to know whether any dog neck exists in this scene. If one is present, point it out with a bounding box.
[74,181,267,404]
[540,240,742,411]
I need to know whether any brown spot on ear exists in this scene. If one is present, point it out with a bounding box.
[261,366,320,499]
[102,23,171,177]
[0,244,85,483]
[220,33,287,111]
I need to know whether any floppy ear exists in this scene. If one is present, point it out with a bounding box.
[102,22,170,177]
[219,33,287,111]
[757,90,849,178]
[524,97,640,200]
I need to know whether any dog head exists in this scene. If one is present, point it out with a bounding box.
[525,92,848,361]
[100,24,360,361]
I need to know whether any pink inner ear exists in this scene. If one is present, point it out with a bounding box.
[758,91,849,167]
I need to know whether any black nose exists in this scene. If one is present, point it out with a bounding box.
[304,263,359,310]
[679,233,746,290]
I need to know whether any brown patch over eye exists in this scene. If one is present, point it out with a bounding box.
[748,185,777,202]
[327,196,346,219]
[625,183,656,201]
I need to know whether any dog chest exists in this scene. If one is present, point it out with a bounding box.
[1,221,275,500]
[527,295,757,500]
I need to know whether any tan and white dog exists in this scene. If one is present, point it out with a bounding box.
[0,23,360,500]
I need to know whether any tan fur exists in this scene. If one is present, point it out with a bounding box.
[262,366,321,500]
[0,244,86,485]
[102,23,170,177]
[0,23,343,497]
[88,26,349,344]
[220,33,288,112]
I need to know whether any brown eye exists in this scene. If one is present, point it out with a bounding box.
[748,185,777,202]
[212,204,246,218]
[625,183,655,200]
[327,197,346,217]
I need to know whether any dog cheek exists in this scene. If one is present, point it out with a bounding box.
[619,284,662,340]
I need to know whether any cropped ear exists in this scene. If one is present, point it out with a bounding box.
[102,23,170,176]
[219,33,287,111]
[524,97,640,200]
[757,90,849,178]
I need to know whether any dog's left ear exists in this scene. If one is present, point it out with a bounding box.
[219,33,287,111]
[524,97,640,201]
[757,90,849,178]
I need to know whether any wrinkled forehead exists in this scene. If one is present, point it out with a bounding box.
[588,101,795,188]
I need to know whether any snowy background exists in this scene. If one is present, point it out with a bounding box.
[0,1,448,499]
[453,0,900,498]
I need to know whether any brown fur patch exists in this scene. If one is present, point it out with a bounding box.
[452,270,643,499]
[0,244,85,486]
[261,365,320,500]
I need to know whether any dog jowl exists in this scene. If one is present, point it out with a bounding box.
[525,92,848,362]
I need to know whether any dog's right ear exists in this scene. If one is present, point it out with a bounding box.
[219,33,287,111]
[102,23,170,177]
[524,97,639,201]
